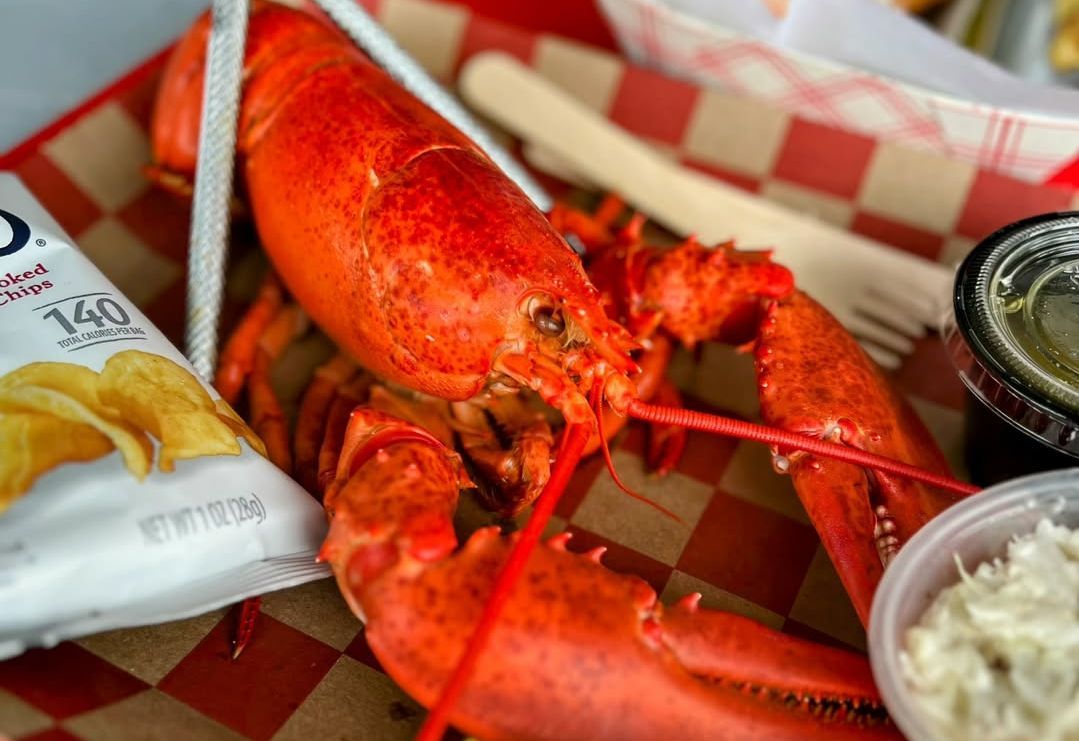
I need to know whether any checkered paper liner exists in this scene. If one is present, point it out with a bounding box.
[598,0,1079,186]
[0,0,1067,738]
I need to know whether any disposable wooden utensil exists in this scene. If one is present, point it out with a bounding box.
[459,52,957,369]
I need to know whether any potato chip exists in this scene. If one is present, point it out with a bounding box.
[0,362,103,408]
[214,399,269,459]
[98,350,244,472]
[0,412,113,514]
[0,360,151,476]
[0,385,153,480]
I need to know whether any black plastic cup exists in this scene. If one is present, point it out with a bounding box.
[946,212,1079,486]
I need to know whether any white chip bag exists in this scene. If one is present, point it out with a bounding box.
[0,174,330,658]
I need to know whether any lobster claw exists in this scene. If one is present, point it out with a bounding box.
[756,291,961,625]
[323,409,898,740]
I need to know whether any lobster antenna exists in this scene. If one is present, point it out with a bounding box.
[591,385,683,523]
[627,401,980,497]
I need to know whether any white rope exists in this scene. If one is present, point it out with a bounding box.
[184,0,249,381]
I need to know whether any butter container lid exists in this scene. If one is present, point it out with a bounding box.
[946,211,1079,456]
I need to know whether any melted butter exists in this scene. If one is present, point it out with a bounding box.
[990,254,1079,407]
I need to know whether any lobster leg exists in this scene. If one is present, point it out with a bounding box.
[143,164,196,200]
[316,375,374,493]
[573,205,795,348]
[320,410,899,741]
[548,194,625,253]
[247,304,309,472]
[294,353,359,493]
[215,272,283,405]
[646,378,686,476]
[450,394,553,516]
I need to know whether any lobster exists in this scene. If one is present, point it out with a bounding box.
[149,2,976,738]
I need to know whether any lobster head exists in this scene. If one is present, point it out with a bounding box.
[147,0,638,429]
[361,147,639,427]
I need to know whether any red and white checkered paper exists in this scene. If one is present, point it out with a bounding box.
[0,0,1072,738]
[599,0,1079,186]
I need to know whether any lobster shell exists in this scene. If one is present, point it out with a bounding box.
[152,1,634,413]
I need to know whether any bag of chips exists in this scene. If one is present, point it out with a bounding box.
[0,174,329,658]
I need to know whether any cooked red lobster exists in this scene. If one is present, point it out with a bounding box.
[150,2,972,738]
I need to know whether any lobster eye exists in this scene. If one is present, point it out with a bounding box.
[532,306,565,337]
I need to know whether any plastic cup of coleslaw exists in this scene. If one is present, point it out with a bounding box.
[868,468,1079,740]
